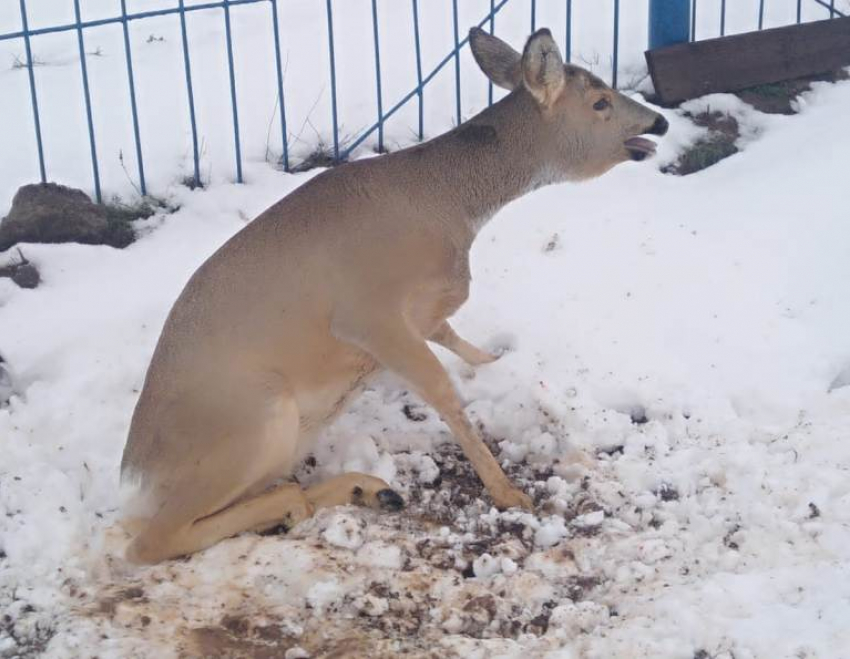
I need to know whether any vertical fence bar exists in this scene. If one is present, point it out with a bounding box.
[18,0,46,183]
[120,0,146,196]
[178,0,201,187]
[371,0,384,152]
[270,0,289,171]
[649,0,691,50]
[73,0,101,203]
[796,0,802,23]
[721,0,727,35]
[411,0,423,140]
[691,0,697,40]
[531,0,537,31]
[223,0,243,183]
[488,0,495,106]
[325,0,339,160]
[758,0,765,29]
[565,0,572,62]
[452,0,461,125]
[830,0,835,18]
[612,0,619,88]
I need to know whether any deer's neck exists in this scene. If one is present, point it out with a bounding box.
[420,91,557,244]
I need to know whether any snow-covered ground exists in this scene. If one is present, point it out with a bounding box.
[3,3,850,659]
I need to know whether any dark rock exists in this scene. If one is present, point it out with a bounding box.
[0,183,136,251]
[10,262,40,288]
[402,402,428,422]
[0,249,40,289]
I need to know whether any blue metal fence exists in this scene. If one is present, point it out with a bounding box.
[1,0,845,203]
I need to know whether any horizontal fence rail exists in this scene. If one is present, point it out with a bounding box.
[0,0,845,204]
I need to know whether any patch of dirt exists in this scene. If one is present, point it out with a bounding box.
[189,605,447,658]
[654,482,680,503]
[1,605,55,658]
[629,405,650,425]
[663,111,740,176]
[191,615,302,659]
[723,523,742,551]
[402,403,428,422]
[407,441,488,525]
[101,200,158,247]
[96,585,148,617]
[290,142,347,173]
[734,69,850,115]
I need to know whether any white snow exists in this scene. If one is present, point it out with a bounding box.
[535,517,570,549]
[354,541,403,571]
[500,557,518,576]
[284,648,310,659]
[472,553,500,579]
[321,512,366,551]
[2,2,850,657]
[305,579,343,614]
[571,511,604,529]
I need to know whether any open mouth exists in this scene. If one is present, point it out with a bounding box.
[624,136,657,161]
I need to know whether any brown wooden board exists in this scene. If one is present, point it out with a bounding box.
[645,16,850,104]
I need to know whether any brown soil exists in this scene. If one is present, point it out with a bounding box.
[663,111,741,176]
[0,249,40,289]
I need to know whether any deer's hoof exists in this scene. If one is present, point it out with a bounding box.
[376,488,405,512]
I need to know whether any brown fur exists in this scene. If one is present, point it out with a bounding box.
[120,28,667,563]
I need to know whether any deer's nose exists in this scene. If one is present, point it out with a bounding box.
[649,115,669,136]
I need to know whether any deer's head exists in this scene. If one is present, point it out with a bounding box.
[469,27,668,182]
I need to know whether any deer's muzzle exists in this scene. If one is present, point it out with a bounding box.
[649,115,669,136]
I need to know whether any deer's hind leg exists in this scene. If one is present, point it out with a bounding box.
[304,472,405,512]
[125,388,313,564]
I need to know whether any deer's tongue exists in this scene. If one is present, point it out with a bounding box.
[624,136,657,155]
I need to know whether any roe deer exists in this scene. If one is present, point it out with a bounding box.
[120,27,668,563]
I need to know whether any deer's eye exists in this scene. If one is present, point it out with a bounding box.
[593,98,610,111]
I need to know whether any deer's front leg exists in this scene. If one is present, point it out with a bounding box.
[333,315,532,511]
[429,320,499,366]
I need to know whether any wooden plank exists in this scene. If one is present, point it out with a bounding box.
[645,16,850,104]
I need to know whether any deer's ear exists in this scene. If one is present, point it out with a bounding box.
[469,27,522,91]
[522,29,565,107]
